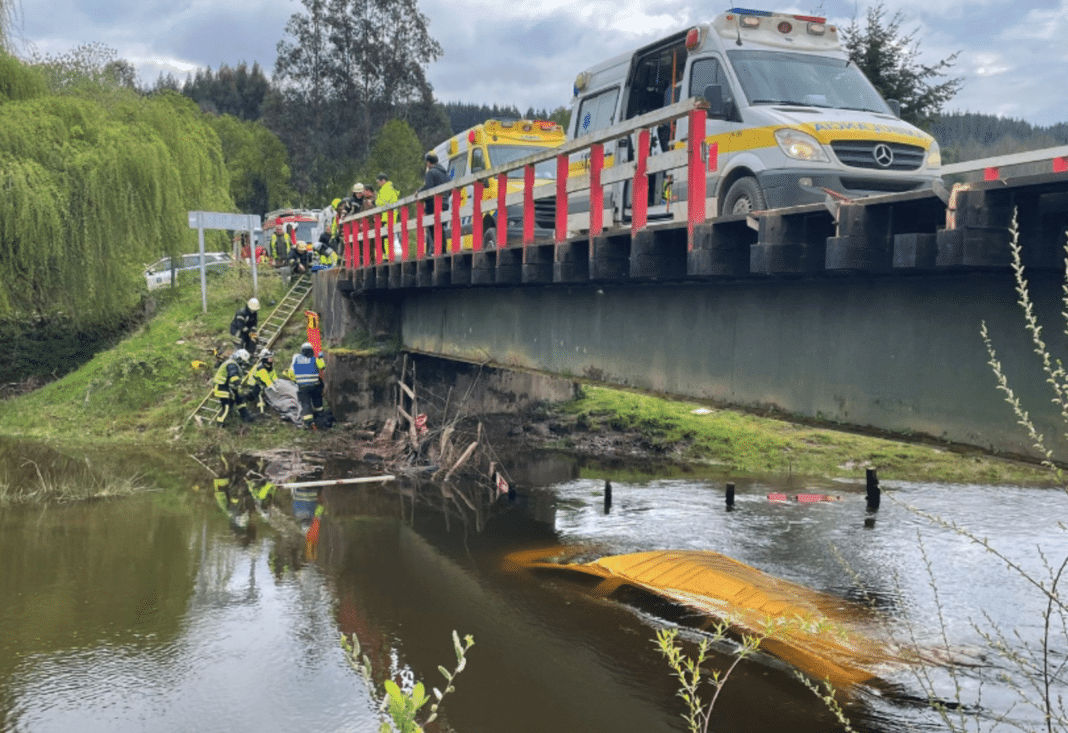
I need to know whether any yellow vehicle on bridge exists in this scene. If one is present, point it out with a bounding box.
[431,118,566,248]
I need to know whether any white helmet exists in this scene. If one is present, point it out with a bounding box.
[247,297,260,312]
[301,341,313,352]
[233,348,251,364]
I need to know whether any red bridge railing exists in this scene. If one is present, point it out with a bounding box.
[339,97,714,270]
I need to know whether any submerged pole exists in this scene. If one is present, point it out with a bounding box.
[604,480,612,514]
[725,482,735,510]
[279,475,395,489]
[865,468,880,511]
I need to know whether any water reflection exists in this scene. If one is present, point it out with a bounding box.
[0,441,1064,733]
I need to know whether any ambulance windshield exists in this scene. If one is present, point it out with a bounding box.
[487,145,558,179]
[727,50,891,114]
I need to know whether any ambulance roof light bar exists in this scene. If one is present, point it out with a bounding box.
[729,7,827,23]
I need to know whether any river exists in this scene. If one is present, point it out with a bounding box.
[0,438,1064,732]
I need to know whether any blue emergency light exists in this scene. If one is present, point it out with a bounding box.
[729,7,773,15]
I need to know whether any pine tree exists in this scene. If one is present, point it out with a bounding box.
[841,3,963,130]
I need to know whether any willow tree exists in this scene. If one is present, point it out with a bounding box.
[0,52,233,382]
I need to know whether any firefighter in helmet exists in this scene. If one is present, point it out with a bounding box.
[246,349,279,414]
[213,348,254,426]
[230,297,260,352]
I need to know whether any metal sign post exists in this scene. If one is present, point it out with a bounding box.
[187,211,262,313]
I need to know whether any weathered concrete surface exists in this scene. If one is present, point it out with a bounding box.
[385,272,1067,461]
[325,351,578,427]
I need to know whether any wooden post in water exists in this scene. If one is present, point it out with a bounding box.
[866,468,880,511]
[604,480,612,514]
[725,482,735,510]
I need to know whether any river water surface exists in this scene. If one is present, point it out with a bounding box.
[0,439,1064,733]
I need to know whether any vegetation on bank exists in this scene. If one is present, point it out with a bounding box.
[554,385,1052,486]
[0,268,309,453]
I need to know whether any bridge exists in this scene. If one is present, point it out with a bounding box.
[317,98,1068,461]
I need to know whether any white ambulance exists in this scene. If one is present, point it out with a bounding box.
[567,7,942,221]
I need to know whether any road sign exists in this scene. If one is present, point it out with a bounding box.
[188,211,261,231]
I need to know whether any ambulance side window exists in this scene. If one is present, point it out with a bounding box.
[689,57,734,108]
[575,87,620,137]
[448,154,467,180]
[471,147,486,172]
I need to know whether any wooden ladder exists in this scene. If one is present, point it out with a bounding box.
[186,272,314,427]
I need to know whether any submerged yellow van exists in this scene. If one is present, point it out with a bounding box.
[567,7,942,223]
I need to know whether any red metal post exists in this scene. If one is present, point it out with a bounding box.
[401,206,409,261]
[361,218,370,269]
[688,108,708,250]
[433,196,443,257]
[523,164,535,246]
[589,144,604,236]
[473,181,484,252]
[497,173,508,248]
[416,206,425,260]
[343,221,353,269]
[373,214,383,265]
[386,210,395,263]
[631,129,649,234]
[555,154,568,243]
[451,189,462,254]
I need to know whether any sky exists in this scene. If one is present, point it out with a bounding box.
[11,0,1068,127]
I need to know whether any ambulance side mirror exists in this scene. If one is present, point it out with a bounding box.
[703,85,726,119]
[887,99,902,117]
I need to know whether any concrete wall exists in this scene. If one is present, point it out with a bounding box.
[391,271,1068,460]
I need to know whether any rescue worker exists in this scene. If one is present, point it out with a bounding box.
[288,240,311,279]
[267,226,284,267]
[245,349,279,414]
[329,198,343,243]
[230,297,260,352]
[286,341,329,430]
[350,183,368,213]
[375,173,399,207]
[314,234,338,268]
[419,152,450,245]
[213,348,254,426]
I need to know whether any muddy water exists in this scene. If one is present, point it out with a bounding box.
[0,439,1064,732]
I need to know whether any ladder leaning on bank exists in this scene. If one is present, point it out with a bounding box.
[186,272,314,427]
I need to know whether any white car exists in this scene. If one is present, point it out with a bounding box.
[144,252,232,290]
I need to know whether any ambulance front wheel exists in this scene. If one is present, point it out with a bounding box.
[722,177,767,215]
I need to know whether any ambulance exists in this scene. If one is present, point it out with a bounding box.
[430,118,566,247]
[567,7,942,223]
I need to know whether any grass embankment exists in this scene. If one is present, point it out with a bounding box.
[0,266,1053,488]
[0,268,312,453]
[556,386,1053,485]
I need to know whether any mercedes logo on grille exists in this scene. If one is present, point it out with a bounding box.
[872,143,894,168]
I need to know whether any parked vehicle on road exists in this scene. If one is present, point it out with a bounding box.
[431,119,566,248]
[144,252,232,290]
[566,6,942,225]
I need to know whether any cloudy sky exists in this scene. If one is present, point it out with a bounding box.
[12,0,1068,126]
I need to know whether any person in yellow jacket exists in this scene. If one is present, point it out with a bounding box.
[245,349,279,414]
[374,173,399,207]
[213,349,253,426]
[314,236,338,268]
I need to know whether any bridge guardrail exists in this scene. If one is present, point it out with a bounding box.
[338,97,713,268]
[336,102,1068,280]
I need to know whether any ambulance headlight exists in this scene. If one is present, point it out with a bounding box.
[774,129,829,163]
[926,140,942,169]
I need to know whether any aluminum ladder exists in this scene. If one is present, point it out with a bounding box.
[186,272,314,426]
